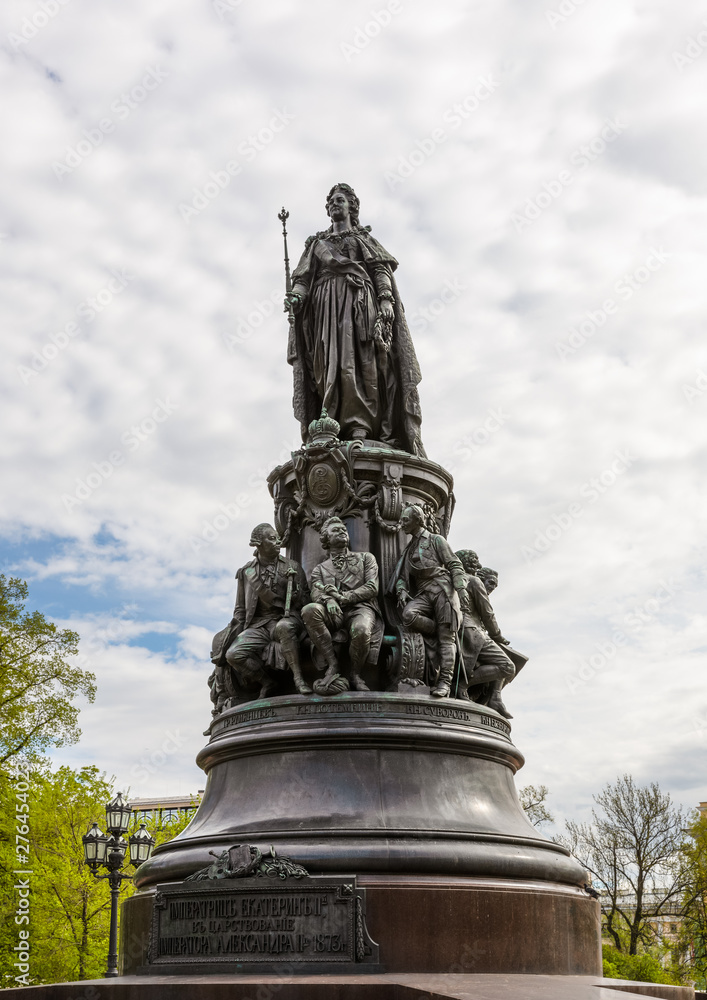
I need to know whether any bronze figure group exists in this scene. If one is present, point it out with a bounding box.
[209,183,527,721]
[210,506,522,718]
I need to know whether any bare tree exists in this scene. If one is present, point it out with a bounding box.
[561,775,686,954]
[519,784,554,827]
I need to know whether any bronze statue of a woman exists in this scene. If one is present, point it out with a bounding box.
[285,183,425,456]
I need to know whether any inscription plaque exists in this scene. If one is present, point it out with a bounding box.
[143,875,379,974]
[210,693,512,740]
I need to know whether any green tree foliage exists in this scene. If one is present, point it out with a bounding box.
[149,808,199,848]
[602,944,682,984]
[0,763,113,985]
[675,810,707,989]
[26,765,115,983]
[0,577,96,765]
[561,775,685,956]
[0,761,195,985]
[0,765,25,986]
[0,578,197,983]
[519,784,554,827]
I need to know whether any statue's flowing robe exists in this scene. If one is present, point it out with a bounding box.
[288,225,425,456]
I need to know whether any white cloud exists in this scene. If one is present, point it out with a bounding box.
[1,0,706,824]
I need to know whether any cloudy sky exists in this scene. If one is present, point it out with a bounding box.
[1,0,706,832]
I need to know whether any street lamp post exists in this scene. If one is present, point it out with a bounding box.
[82,793,155,978]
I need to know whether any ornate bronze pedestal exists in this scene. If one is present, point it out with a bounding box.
[120,693,600,976]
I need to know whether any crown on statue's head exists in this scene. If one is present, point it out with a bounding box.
[307,408,341,445]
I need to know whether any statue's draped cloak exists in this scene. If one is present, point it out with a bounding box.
[288,225,425,457]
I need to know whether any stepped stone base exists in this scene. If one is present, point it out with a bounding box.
[0,975,694,1000]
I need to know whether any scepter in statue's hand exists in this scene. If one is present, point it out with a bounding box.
[278,207,300,328]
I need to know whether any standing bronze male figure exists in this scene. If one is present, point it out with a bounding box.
[456,549,515,718]
[284,183,425,455]
[391,504,469,698]
[210,523,311,710]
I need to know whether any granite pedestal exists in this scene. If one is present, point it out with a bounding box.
[120,693,601,977]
